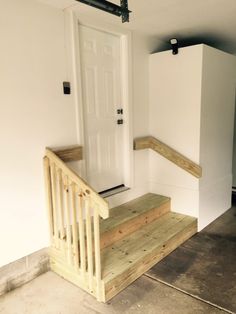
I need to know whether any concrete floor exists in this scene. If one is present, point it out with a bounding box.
[0,271,228,314]
[147,206,236,313]
[1,203,235,313]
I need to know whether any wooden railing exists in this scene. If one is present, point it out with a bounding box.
[43,148,109,301]
[134,136,202,178]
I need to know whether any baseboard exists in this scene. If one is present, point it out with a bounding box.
[0,248,49,296]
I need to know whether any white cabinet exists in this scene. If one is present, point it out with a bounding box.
[149,44,236,230]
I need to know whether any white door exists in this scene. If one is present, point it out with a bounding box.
[79,25,124,193]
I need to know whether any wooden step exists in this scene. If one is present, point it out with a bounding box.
[101,212,197,302]
[100,193,170,250]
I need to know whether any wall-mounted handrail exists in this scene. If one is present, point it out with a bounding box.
[134,136,202,178]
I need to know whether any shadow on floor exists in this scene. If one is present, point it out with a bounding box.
[146,202,236,313]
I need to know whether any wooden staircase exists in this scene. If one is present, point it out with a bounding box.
[44,147,197,303]
[100,194,197,301]
[100,194,170,249]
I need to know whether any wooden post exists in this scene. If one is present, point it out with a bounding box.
[78,192,86,275]
[64,175,73,265]
[43,157,54,243]
[50,162,59,248]
[71,183,79,269]
[58,169,65,240]
[93,205,102,300]
[85,198,94,292]
[44,147,110,300]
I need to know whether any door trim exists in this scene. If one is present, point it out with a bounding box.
[65,9,134,189]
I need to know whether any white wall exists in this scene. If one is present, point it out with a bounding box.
[149,44,236,229]
[199,45,236,229]
[0,0,165,267]
[0,0,78,267]
[1,1,235,267]
[149,45,203,217]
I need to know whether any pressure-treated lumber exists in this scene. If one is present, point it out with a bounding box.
[45,148,109,219]
[71,183,79,269]
[102,212,197,302]
[44,146,110,301]
[50,162,59,248]
[78,195,86,274]
[44,145,198,303]
[64,175,73,266]
[49,209,197,303]
[50,252,100,299]
[100,193,170,249]
[51,145,83,162]
[93,206,103,301]
[59,193,170,250]
[43,157,54,243]
[134,136,202,178]
[58,169,65,240]
[85,199,94,291]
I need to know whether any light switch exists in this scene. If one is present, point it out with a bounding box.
[63,82,71,95]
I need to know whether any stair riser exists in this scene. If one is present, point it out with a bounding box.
[100,201,170,250]
[104,220,197,302]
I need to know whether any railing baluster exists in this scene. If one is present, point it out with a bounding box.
[50,162,59,248]
[93,204,102,300]
[58,169,65,241]
[85,198,94,292]
[64,175,73,265]
[71,183,79,269]
[78,192,86,275]
[44,148,110,301]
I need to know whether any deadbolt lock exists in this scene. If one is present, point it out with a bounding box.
[117,119,124,124]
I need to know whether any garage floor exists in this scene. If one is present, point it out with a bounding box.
[0,271,228,314]
[0,204,235,314]
[146,204,236,313]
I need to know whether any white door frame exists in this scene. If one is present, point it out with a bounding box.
[65,9,134,189]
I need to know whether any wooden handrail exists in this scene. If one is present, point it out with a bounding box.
[134,136,202,178]
[44,146,109,301]
[50,145,83,162]
[45,148,109,219]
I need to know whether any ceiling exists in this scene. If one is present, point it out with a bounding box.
[39,0,236,54]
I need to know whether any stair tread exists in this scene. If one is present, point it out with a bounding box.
[101,211,197,284]
[100,193,170,234]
